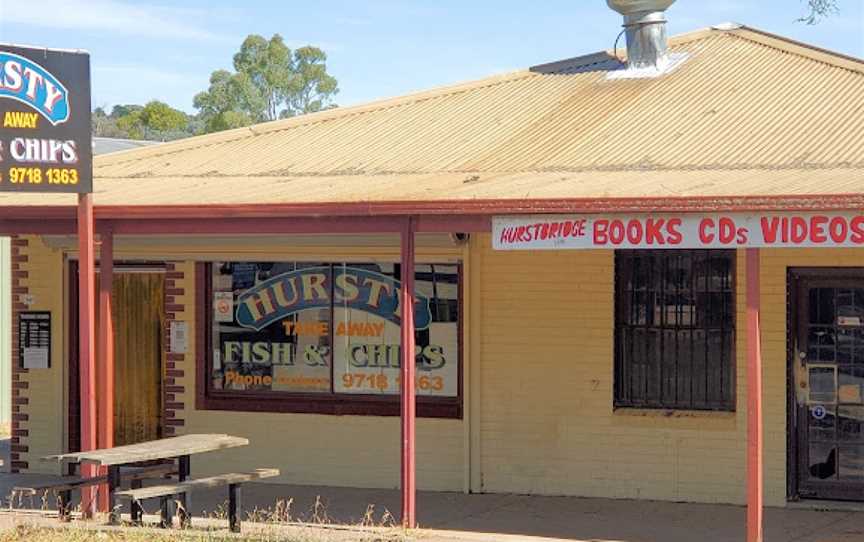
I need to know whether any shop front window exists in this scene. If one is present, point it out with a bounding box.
[614,250,736,411]
[204,261,461,418]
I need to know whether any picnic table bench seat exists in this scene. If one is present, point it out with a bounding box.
[115,468,280,531]
[11,463,178,521]
[31,435,254,529]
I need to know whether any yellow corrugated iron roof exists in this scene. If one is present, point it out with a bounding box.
[3,24,863,209]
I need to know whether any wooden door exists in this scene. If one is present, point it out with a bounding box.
[96,272,165,446]
[791,271,864,501]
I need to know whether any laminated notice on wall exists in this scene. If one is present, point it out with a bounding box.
[837,316,863,327]
[213,274,233,291]
[18,312,51,369]
[170,321,188,354]
[213,292,234,323]
[839,384,862,404]
[808,365,837,404]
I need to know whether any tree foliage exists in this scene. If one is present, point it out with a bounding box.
[194,34,338,133]
[192,70,260,132]
[92,101,195,141]
[92,35,339,139]
[800,0,839,24]
[139,101,189,133]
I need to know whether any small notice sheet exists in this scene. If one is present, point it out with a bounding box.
[18,312,51,369]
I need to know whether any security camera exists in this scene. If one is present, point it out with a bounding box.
[449,233,470,245]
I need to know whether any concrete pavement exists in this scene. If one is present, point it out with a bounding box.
[0,472,862,541]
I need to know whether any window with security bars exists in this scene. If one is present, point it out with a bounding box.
[614,250,736,411]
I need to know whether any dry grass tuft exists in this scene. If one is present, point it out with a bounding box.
[0,524,237,541]
[0,495,411,542]
[0,522,410,542]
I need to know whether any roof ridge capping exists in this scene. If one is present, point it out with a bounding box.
[586,22,864,75]
[528,24,728,75]
[712,22,864,74]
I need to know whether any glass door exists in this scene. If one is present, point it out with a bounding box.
[794,276,864,501]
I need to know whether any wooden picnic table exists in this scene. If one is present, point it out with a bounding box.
[46,434,249,466]
[43,433,249,523]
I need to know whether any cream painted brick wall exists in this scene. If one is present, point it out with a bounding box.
[473,234,800,506]
[19,236,65,475]
[19,232,861,504]
[173,261,464,492]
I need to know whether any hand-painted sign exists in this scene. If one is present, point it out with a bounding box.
[235,266,433,331]
[212,261,460,398]
[494,212,864,250]
[0,44,92,193]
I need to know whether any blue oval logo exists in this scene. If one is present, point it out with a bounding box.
[812,405,827,420]
[0,52,70,125]
[235,266,433,331]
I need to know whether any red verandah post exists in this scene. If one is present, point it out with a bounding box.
[96,228,115,513]
[745,248,764,542]
[400,217,417,529]
[78,194,98,517]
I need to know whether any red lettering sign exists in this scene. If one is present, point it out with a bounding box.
[493,213,864,251]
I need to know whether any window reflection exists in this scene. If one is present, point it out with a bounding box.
[209,262,460,399]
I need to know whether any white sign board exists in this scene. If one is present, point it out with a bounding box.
[170,321,188,354]
[22,347,49,369]
[213,292,234,323]
[493,212,864,251]
[18,311,51,369]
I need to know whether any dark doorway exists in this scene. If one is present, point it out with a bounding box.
[790,269,864,501]
[68,263,165,453]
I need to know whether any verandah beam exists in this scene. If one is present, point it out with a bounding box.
[0,215,492,236]
[104,215,491,235]
[745,248,764,542]
[0,220,77,235]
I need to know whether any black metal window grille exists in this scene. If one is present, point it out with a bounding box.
[614,250,736,411]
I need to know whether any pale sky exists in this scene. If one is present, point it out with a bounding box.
[0,0,862,113]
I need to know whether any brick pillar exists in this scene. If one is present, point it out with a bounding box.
[163,263,186,436]
[9,236,29,472]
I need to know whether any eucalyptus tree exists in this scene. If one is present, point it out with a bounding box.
[194,34,338,133]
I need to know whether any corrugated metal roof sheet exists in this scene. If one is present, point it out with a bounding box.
[3,25,862,209]
[93,137,160,155]
[2,169,862,208]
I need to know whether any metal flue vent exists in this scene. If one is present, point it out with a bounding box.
[607,0,676,71]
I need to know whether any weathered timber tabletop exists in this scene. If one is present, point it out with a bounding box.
[43,434,249,466]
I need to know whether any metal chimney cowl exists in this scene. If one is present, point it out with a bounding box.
[607,0,677,70]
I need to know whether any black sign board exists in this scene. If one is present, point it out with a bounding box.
[0,44,92,193]
[18,311,51,369]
